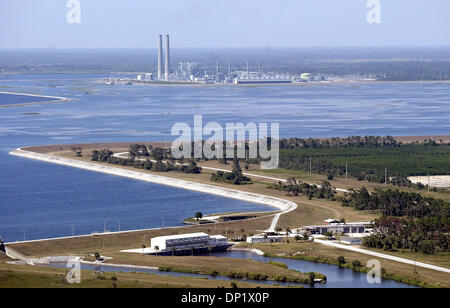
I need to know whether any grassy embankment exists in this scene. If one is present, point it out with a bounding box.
[0,252,279,288]
[106,253,318,284]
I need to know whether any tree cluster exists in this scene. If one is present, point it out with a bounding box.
[363,216,449,254]
[267,178,336,200]
[341,188,449,218]
[211,159,251,185]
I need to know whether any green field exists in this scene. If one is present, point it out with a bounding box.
[279,144,450,180]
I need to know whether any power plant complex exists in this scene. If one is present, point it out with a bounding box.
[117,35,341,85]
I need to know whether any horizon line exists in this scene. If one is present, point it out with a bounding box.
[1,45,450,51]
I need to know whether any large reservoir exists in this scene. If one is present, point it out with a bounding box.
[1,73,449,241]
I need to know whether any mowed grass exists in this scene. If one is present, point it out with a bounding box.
[0,264,276,289]
[106,252,308,282]
[237,242,450,288]
[7,214,273,258]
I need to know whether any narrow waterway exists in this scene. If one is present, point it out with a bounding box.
[38,250,418,288]
[214,250,418,288]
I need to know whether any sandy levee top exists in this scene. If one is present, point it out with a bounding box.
[25,142,170,154]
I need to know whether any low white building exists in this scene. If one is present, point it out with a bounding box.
[246,235,283,244]
[151,232,211,251]
[209,235,228,246]
[146,232,232,255]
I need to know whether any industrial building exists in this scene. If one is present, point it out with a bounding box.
[246,235,283,244]
[233,79,292,85]
[128,34,326,85]
[304,222,371,235]
[149,232,232,255]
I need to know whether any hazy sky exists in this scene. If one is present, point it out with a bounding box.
[1,0,449,49]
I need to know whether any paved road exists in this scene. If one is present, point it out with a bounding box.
[314,239,450,274]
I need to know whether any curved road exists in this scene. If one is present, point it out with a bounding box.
[314,239,450,274]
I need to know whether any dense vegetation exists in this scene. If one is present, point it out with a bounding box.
[91,148,201,174]
[341,188,449,218]
[211,159,251,185]
[278,137,450,186]
[267,178,336,200]
[341,188,450,254]
[363,216,449,255]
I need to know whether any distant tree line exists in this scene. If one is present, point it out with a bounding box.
[279,136,400,149]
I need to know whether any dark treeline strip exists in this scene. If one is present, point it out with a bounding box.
[280,136,401,149]
[91,149,201,174]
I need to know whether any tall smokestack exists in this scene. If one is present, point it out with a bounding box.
[165,35,170,81]
[157,35,163,80]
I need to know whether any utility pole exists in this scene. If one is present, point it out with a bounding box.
[310,157,312,175]
[428,173,431,192]
[72,225,75,237]
[345,162,348,181]
[385,167,387,187]
[413,257,417,274]
[104,221,106,233]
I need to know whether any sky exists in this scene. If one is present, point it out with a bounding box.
[0,0,449,49]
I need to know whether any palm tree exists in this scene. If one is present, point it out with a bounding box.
[208,246,213,257]
[171,246,176,256]
[154,245,159,256]
[191,246,195,256]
